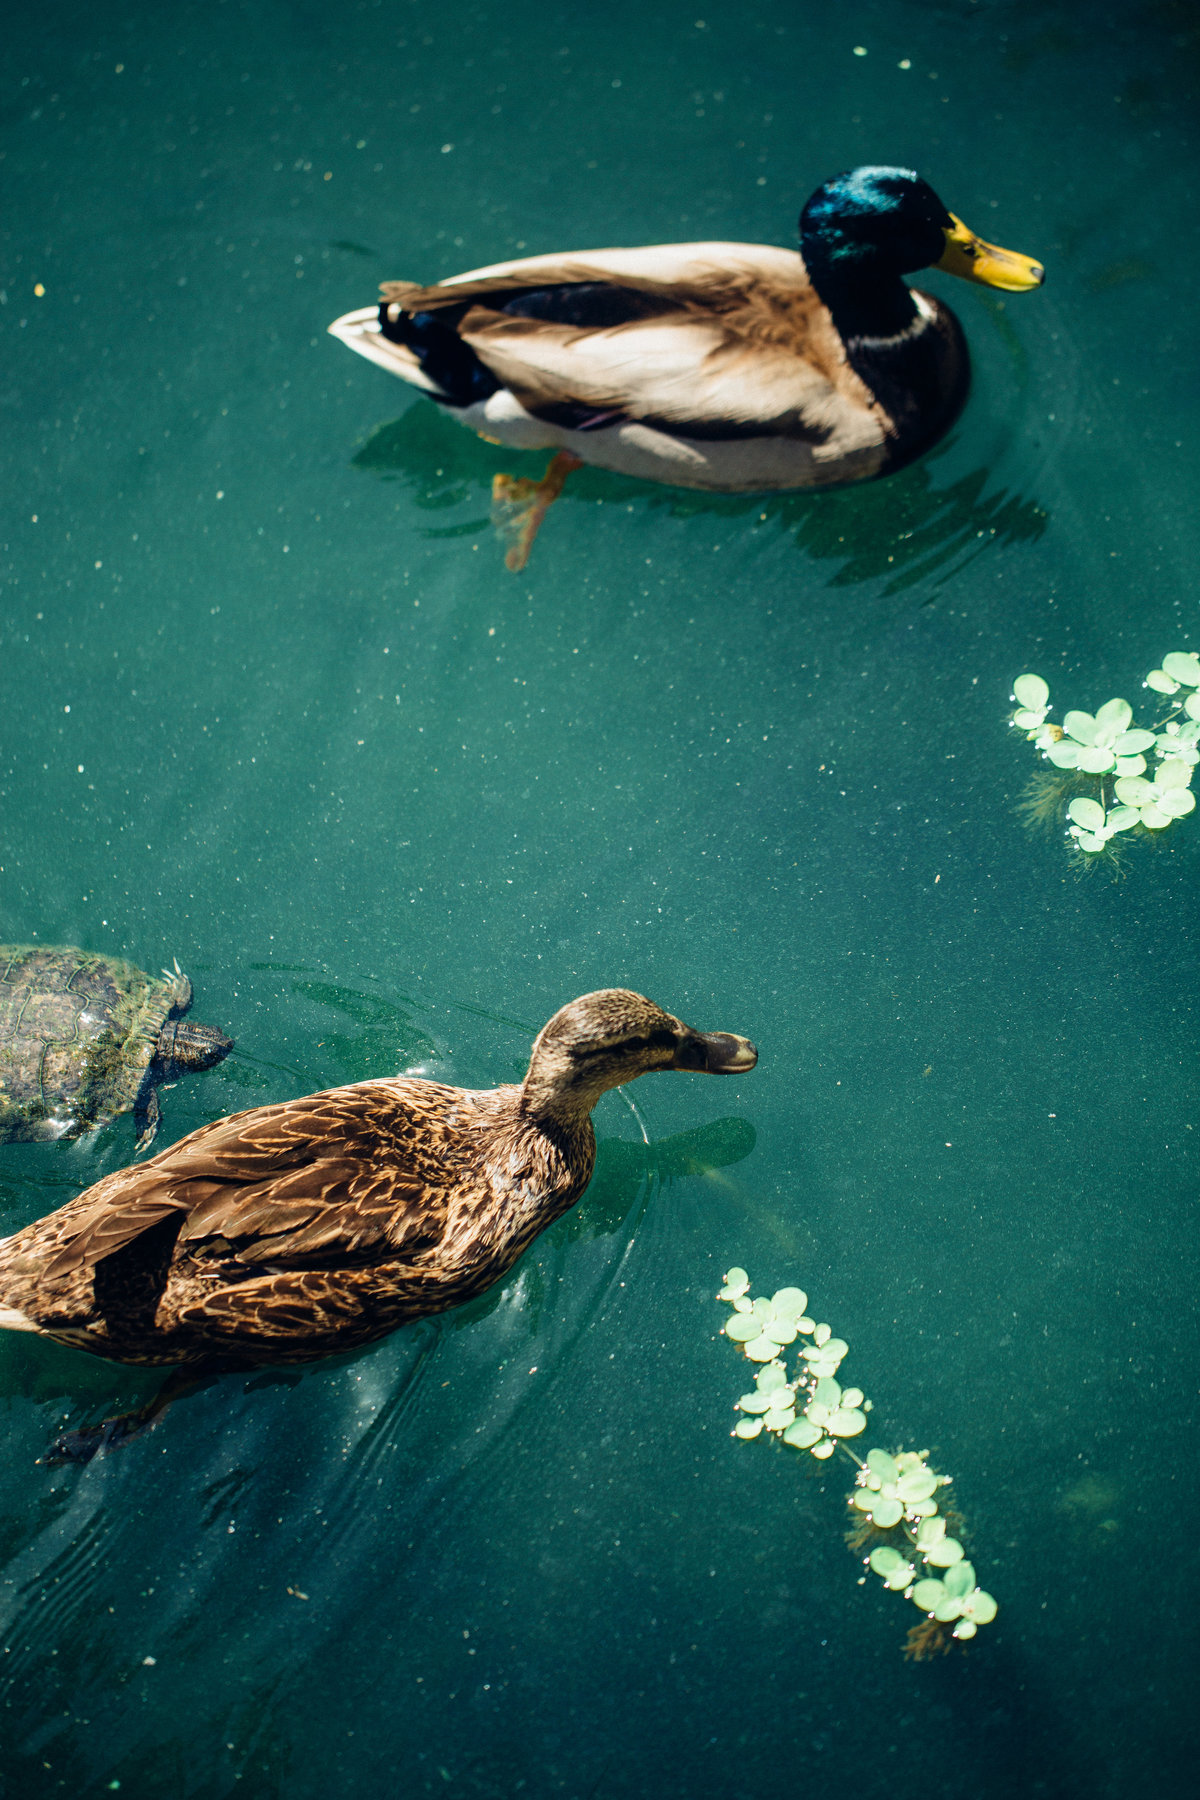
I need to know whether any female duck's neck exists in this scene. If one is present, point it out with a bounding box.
[519,1076,604,1144]
[802,248,921,346]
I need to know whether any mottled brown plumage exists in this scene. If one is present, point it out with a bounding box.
[0,990,756,1372]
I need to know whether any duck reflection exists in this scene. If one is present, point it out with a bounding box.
[351,401,1047,594]
[444,1114,756,1339]
[574,1114,757,1239]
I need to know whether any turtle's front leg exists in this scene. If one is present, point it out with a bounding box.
[133,1083,161,1151]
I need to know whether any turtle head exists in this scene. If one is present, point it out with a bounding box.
[154,1017,234,1078]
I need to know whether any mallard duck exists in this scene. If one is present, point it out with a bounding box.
[328,165,1043,566]
[0,991,756,1394]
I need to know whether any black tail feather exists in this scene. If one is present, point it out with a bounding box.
[378,301,499,407]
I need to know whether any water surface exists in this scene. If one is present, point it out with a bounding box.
[2,2,1198,1796]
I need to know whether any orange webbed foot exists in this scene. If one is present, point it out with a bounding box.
[490,451,583,572]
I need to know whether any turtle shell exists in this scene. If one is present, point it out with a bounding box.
[0,945,189,1143]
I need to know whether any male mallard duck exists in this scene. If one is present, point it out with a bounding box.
[328,165,1043,567]
[0,992,756,1400]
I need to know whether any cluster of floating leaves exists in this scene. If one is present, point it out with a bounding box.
[1010,657,1200,862]
[719,1268,998,1656]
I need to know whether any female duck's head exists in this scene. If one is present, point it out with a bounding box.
[800,165,1043,334]
[522,989,757,1123]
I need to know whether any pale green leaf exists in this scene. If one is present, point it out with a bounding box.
[911,1579,946,1612]
[1162,652,1200,686]
[1095,697,1133,734]
[869,1546,905,1575]
[896,1469,939,1504]
[1106,805,1140,831]
[1045,742,1081,768]
[1156,759,1194,789]
[770,1287,808,1317]
[1013,674,1049,709]
[925,1537,965,1568]
[943,1562,976,1598]
[1067,797,1105,831]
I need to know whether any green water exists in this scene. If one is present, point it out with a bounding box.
[2,0,1198,1793]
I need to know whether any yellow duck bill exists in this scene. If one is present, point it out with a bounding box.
[935,214,1045,291]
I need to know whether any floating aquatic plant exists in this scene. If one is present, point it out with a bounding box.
[1009,659,1200,867]
[717,1267,997,1659]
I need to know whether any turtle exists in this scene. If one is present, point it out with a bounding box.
[0,945,233,1150]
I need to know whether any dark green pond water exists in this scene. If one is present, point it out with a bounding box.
[2,1,1198,1794]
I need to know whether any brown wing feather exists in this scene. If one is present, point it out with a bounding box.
[34,1081,462,1282]
[385,264,868,440]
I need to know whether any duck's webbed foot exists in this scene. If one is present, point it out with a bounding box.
[39,1364,229,1466]
[490,450,583,572]
[42,1410,159,1464]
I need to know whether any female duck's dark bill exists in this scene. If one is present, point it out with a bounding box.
[675,1032,759,1074]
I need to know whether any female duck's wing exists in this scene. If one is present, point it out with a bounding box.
[36,1082,461,1282]
[382,243,874,442]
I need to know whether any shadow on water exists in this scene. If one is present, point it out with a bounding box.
[435,1114,756,1340]
[351,401,1048,596]
[285,976,442,1084]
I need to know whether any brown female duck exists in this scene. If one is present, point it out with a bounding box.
[0,990,756,1379]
